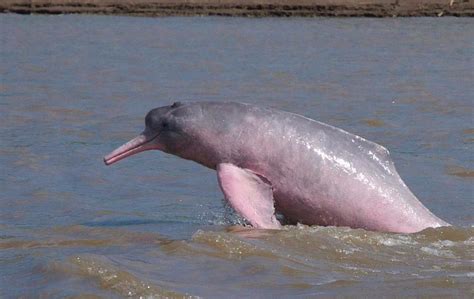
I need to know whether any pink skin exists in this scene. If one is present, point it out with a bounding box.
[104,101,450,233]
[104,132,162,165]
[217,163,281,229]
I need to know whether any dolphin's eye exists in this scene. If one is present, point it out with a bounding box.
[162,121,169,129]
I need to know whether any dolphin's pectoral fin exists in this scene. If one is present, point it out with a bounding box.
[216,163,281,229]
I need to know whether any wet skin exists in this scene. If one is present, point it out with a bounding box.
[104,102,449,233]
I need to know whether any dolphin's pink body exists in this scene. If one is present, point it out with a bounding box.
[104,102,449,233]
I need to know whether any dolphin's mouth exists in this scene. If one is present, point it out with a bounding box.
[104,132,160,165]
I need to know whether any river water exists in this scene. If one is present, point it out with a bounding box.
[1,15,473,297]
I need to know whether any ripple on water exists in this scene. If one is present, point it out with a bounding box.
[361,118,385,127]
[70,255,194,298]
[445,165,474,178]
[3,224,471,297]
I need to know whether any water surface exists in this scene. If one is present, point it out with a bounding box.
[0,15,473,297]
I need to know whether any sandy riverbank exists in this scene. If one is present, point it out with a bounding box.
[1,0,473,17]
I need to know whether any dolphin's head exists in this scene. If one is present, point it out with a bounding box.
[104,101,253,168]
[104,102,200,166]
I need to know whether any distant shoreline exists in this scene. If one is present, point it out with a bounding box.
[1,0,473,17]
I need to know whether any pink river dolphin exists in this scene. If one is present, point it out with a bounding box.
[104,101,449,233]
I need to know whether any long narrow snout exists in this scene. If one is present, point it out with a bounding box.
[104,132,160,165]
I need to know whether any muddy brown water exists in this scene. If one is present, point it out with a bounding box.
[1,15,473,297]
